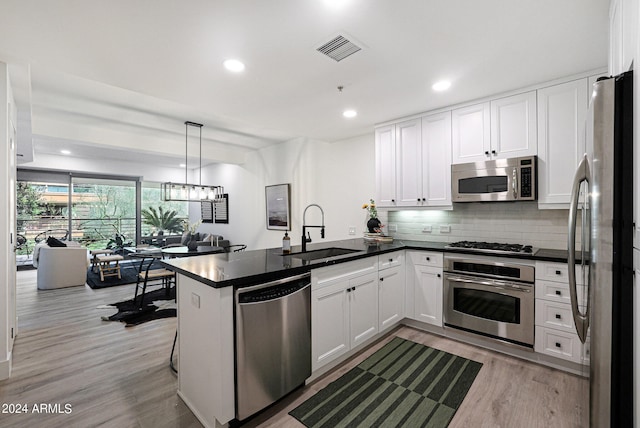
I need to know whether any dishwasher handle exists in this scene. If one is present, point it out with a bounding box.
[238,274,310,304]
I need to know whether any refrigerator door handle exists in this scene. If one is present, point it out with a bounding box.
[568,154,590,343]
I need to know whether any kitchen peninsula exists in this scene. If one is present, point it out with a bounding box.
[162,238,576,427]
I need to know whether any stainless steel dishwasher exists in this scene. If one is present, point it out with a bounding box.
[235,272,311,421]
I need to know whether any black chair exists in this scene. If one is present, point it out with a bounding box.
[16,234,29,253]
[131,253,175,309]
[34,229,70,243]
[224,244,247,253]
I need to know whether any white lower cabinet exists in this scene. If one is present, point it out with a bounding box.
[406,251,443,327]
[378,252,405,332]
[534,261,589,365]
[311,258,379,371]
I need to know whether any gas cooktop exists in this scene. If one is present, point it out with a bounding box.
[444,241,535,255]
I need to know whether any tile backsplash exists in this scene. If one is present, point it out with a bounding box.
[384,202,576,250]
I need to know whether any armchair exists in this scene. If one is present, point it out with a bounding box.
[34,241,89,290]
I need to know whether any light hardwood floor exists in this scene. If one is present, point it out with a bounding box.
[1,270,587,428]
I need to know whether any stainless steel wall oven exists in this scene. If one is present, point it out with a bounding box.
[443,255,535,348]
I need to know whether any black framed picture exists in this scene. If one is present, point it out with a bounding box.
[265,184,290,230]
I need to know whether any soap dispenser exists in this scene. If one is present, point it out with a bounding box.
[282,232,291,254]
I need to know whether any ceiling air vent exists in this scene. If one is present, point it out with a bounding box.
[316,35,362,62]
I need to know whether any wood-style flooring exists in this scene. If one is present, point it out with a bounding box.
[1,270,587,428]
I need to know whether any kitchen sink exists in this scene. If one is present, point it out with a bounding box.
[283,247,360,261]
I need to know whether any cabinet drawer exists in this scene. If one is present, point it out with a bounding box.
[535,326,588,364]
[313,257,378,289]
[408,251,443,268]
[535,261,584,285]
[535,280,586,305]
[535,299,577,333]
[378,251,404,270]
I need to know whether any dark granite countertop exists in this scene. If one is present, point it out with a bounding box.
[162,238,580,289]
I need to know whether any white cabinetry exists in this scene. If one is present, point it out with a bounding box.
[534,261,589,364]
[490,91,537,159]
[375,124,397,207]
[376,114,452,208]
[537,79,588,208]
[378,251,405,331]
[406,251,443,327]
[452,102,491,164]
[452,92,536,164]
[421,112,452,206]
[395,118,423,206]
[609,0,638,75]
[311,258,378,371]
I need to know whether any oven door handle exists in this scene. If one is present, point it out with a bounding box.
[445,274,532,293]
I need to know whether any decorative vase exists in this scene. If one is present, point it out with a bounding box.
[187,234,198,251]
[367,218,382,233]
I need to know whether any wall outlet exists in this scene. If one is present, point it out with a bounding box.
[348,226,356,235]
[440,224,451,233]
[191,292,200,308]
[388,224,398,232]
[422,225,432,233]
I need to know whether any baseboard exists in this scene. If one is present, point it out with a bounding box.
[0,352,12,380]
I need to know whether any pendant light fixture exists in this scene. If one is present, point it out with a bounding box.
[161,121,225,202]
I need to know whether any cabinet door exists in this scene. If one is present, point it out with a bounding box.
[312,282,349,371]
[395,119,423,206]
[378,266,405,331]
[349,273,379,348]
[422,111,452,206]
[412,265,443,326]
[490,91,537,159]
[452,102,491,164]
[375,125,397,207]
[609,0,623,75]
[537,79,588,207]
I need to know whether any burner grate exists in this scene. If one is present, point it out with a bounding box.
[446,241,533,254]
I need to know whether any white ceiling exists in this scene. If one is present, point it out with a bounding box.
[0,0,610,167]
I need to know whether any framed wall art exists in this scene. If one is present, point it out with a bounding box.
[265,184,291,230]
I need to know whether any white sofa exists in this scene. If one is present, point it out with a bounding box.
[34,242,89,290]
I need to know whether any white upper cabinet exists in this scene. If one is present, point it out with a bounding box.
[376,114,452,208]
[452,102,491,163]
[421,112,452,206]
[375,124,397,207]
[537,79,588,208]
[609,0,638,75]
[452,92,536,164]
[490,91,537,159]
[395,118,423,206]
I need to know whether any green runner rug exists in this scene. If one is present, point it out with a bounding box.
[290,337,482,428]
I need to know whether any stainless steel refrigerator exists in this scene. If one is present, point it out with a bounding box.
[568,70,634,427]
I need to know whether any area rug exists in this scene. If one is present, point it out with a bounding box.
[289,337,482,428]
[86,263,138,289]
[98,286,176,327]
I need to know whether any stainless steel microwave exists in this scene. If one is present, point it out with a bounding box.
[451,156,537,202]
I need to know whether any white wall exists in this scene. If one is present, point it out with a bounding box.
[196,134,376,250]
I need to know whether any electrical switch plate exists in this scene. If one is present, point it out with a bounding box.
[191,293,200,308]
[348,226,356,235]
[388,224,397,232]
[440,224,451,233]
[422,225,432,233]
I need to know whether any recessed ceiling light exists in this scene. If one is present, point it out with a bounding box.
[179,163,186,168]
[60,149,71,155]
[223,59,245,73]
[432,80,452,91]
[343,109,357,118]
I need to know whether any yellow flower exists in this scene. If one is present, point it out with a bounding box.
[362,203,369,209]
